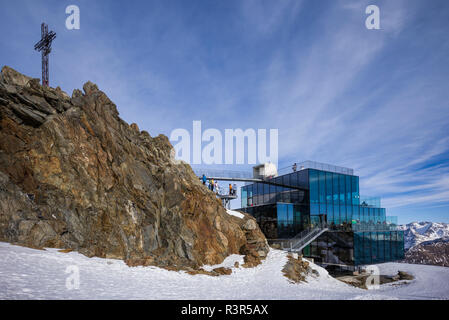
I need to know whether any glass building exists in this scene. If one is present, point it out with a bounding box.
[239,161,404,267]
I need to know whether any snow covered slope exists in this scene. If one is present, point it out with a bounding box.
[1,242,449,300]
[399,222,449,250]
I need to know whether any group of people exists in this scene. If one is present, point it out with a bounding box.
[229,183,237,196]
[202,174,219,192]
[201,174,237,196]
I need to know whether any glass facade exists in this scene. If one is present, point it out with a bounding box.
[241,169,309,209]
[240,167,405,266]
[352,231,404,265]
[307,169,360,226]
[242,203,309,239]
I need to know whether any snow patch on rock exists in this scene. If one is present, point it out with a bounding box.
[226,209,245,219]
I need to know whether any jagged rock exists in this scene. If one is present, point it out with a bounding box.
[1,66,32,86]
[213,267,232,275]
[130,123,140,132]
[0,66,270,270]
[337,270,414,289]
[403,237,449,267]
[243,219,257,231]
[240,244,262,268]
[230,212,269,268]
[398,271,414,280]
[282,253,312,283]
[187,268,218,276]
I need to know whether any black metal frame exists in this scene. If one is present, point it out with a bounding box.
[34,23,56,87]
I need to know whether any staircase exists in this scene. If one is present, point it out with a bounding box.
[279,224,328,252]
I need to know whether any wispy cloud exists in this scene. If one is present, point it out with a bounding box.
[1,0,448,222]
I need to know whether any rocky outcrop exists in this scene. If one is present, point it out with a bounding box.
[337,270,414,289]
[236,212,269,268]
[282,253,314,283]
[403,237,449,267]
[0,66,269,270]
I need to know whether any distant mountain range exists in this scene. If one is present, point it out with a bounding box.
[399,222,449,267]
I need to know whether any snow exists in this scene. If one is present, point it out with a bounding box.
[202,254,244,271]
[226,209,244,219]
[373,263,449,299]
[1,242,448,300]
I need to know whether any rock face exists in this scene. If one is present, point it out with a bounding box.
[0,66,269,270]
[282,253,314,283]
[398,222,449,267]
[337,270,414,289]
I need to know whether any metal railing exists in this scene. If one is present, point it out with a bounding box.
[278,160,354,176]
[351,222,399,232]
[272,223,328,252]
[192,167,253,179]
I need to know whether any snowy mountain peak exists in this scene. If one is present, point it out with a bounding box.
[399,222,449,250]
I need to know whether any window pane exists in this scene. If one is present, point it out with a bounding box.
[385,232,391,261]
[274,177,281,193]
[298,170,308,189]
[341,205,347,223]
[311,203,319,215]
[319,171,326,203]
[263,183,269,203]
[364,232,371,264]
[346,205,352,223]
[334,205,340,224]
[290,172,298,187]
[346,175,352,205]
[241,187,247,208]
[287,204,293,225]
[353,205,359,222]
[339,174,345,205]
[309,169,319,204]
[326,172,333,204]
[352,176,360,205]
[378,232,385,262]
[372,233,378,263]
[328,203,334,224]
[283,174,291,189]
[333,173,339,203]
[277,204,287,226]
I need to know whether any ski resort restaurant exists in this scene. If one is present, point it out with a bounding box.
[238,161,405,267]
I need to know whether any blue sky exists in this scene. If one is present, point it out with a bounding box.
[1,0,448,223]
